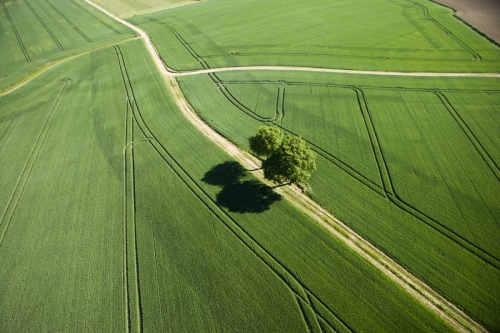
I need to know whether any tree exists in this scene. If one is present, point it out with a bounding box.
[248,125,283,157]
[262,134,317,185]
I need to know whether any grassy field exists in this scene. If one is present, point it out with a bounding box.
[0,0,135,91]
[177,70,500,331]
[129,0,500,72]
[0,36,456,332]
[2,0,500,331]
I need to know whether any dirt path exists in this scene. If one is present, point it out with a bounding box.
[172,66,500,78]
[69,2,493,332]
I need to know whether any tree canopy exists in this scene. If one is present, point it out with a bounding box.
[249,126,316,185]
[248,125,283,157]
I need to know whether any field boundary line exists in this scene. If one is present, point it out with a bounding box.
[84,1,490,331]
[2,2,31,63]
[0,78,70,247]
[24,0,64,50]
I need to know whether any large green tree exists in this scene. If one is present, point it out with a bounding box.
[262,134,317,185]
[248,125,283,157]
[250,126,316,185]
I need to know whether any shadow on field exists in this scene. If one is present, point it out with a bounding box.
[202,161,281,213]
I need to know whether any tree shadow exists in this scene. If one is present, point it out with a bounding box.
[202,161,281,213]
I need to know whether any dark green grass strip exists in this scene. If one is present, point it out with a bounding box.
[24,0,63,50]
[414,2,480,61]
[69,0,121,35]
[0,78,70,247]
[114,45,142,333]
[2,2,30,63]
[113,45,354,332]
[275,84,285,125]
[44,0,92,43]
[434,91,500,182]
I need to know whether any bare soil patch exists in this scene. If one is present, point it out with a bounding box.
[433,0,500,42]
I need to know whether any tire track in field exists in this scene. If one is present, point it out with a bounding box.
[145,18,209,70]
[0,78,70,247]
[143,151,166,332]
[2,2,31,63]
[113,44,351,333]
[434,91,500,182]
[114,45,142,333]
[82,2,490,331]
[69,0,121,35]
[211,73,274,122]
[44,0,92,44]
[24,0,64,50]
[414,2,481,61]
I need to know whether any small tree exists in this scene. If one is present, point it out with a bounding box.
[262,134,316,185]
[248,125,283,158]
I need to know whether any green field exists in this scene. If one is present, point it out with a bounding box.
[129,0,500,72]
[2,0,500,331]
[0,35,456,332]
[0,0,135,91]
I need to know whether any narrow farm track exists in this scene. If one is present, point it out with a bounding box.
[115,45,143,333]
[171,66,500,78]
[83,0,491,332]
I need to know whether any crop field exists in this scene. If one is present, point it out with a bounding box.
[129,0,500,72]
[2,0,500,331]
[177,70,500,331]
[0,0,135,91]
[0,33,457,332]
